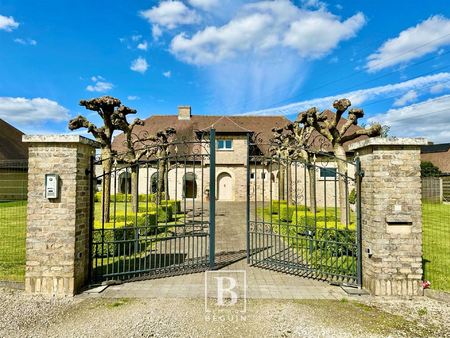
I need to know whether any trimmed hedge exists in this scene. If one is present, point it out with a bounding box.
[114,211,158,228]
[271,200,287,214]
[93,221,136,257]
[279,204,309,222]
[137,204,173,223]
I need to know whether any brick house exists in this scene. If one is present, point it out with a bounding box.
[111,107,365,203]
[0,119,28,200]
[421,143,450,174]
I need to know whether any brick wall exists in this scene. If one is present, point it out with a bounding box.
[23,135,98,296]
[350,138,428,296]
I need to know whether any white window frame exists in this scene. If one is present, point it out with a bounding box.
[217,139,233,151]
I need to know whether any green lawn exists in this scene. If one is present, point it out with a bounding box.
[1,199,449,290]
[0,201,27,282]
[422,202,450,291]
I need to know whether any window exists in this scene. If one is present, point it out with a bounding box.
[217,139,233,150]
[320,167,337,179]
[250,172,255,180]
[261,172,266,180]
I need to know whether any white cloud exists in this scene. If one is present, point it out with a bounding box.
[366,15,450,72]
[188,0,219,11]
[152,24,163,41]
[0,14,19,32]
[131,34,142,41]
[140,1,200,29]
[137,40,148,51]
[14,38,37,46]
[393,90,418,107]
[244,72,450,116]
[130,57,149,74]
[170,1,365,64]
[283,12,365,58]
[163,71,172,78]
[0,97,69,124]
[430,82,450,94]
[86,76,113,92]
[368,95,450,143]
[127,95,140,101]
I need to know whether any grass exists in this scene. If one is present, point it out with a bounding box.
[0,200,27,282]
[422,202,450,291]
[0,198,448,291]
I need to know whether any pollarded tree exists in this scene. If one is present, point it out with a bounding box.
[271,123,317,212]
[117,125,176,208]
[111,105,145,212]
[68,96,139,222]
[298,98,382,224]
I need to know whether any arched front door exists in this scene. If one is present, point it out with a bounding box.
[217,172,233,201]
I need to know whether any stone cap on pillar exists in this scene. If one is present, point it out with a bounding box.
[23,134,101,148]
[348,137,429,152]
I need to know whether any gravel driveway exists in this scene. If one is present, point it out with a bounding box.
[1,288,449,337]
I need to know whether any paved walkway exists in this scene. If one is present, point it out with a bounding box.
[98,202,347,299]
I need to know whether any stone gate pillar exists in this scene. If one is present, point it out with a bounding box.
[23,135,99,296]
[349,138,428,296]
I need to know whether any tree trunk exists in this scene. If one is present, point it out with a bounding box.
[157,153,166,203]
[101,147,112,223]
[131,166,139,213]
[308,164,317,214]
[334,144,349,225]
[279,164,286,201]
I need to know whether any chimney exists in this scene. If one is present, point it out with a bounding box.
[178,106,191,120]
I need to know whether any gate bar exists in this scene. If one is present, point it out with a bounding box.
[246,133,251,263]
[355,157,363,287]
[209,129,216,269]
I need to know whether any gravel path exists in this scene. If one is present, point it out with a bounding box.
[0,288,449,337]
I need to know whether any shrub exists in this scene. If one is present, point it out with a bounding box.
[113,211,157,228]
[279,204,308,222]
[349,188,356,205]
[92,221,136,257]
[138,204,173,223]
[271,200,287,214]
[167,200,181,214]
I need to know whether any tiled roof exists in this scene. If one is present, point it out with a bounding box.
[421,143,450,154]
[112,115,291,155]
[0,119,28,161]
[112,112,368,156]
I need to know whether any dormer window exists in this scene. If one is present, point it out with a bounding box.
[218,139,233,150]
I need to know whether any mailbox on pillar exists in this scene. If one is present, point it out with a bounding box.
[45,174,59,199]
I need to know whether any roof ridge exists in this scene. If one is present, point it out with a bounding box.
[223,116,252,132]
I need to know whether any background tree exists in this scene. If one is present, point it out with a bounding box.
[125,127,177,204]
[421,161,441,177]
[271,124,317,212]
[112,105,145,212]
[298,98,382,224]
[68,96,138,222]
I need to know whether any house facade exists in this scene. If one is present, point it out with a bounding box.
[110,107,360,205]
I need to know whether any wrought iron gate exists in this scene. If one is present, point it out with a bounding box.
[89,131,216,283]
[246,136,362,286]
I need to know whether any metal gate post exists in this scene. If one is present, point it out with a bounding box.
[209,129,216,269]
[246,133,251,263]
[355,157,363,287]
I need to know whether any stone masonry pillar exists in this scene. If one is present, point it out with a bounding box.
[349,138,428,296]
[22,135,99,296]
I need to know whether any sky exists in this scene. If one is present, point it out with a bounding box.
[1,0,450,142]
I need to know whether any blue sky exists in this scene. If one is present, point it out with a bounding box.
[1,0,450,142]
